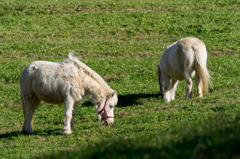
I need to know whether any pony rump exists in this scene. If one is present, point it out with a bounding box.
[192,44,213,94]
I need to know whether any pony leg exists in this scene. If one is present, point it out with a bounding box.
[22,94,41,134]
[197,76,203,97]
[162,76,171,102]
[170,80,178,101]
[63,97,74,135]
[70,102,79,131]
[183,72,193,99]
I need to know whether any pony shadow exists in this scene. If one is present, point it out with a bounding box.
[116,93,163,107]
[0,128,63,138]
[0,130,23,139]
[81,93,163,108]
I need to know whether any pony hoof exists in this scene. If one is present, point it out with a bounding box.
[163,99,170,102]
[62,129,72,135]
[22,128,33,134]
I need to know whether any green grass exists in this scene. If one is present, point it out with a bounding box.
[0,0,240,158]
[0,0,239,58]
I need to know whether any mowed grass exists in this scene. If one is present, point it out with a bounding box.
[0,0,239,58]
[0,0,240,158]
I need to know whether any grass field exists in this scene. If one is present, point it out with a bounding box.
[0,0,240,158]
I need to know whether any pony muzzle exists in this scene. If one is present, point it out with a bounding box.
[101,117,114,126]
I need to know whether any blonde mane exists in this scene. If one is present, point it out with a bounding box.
[67,51,111,91]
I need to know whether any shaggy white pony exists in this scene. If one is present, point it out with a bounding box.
[157,37,212,102]
[20,52,118,134]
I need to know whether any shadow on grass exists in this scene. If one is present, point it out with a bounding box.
[0,130,22,139]
[117,93,163,107]
[35,113,240,159]
[81,93,163,108]
[0,128,63,138]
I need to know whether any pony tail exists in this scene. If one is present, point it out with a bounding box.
[68,50,81,62]
[68,50,74,60]
[193,44,212,94]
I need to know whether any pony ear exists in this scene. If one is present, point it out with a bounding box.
[107,91,116,99]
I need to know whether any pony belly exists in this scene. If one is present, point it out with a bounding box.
[34,88,64,104]
[32,79,65,104]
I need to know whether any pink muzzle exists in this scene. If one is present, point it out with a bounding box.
[98,98,114,121]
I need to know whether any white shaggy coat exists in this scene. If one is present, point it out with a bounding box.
[157,37,212,102]
[20,52,118,134]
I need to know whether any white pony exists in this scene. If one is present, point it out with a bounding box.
[156,37,212,102]
[20,52,118,134]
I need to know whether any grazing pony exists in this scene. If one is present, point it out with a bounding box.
[20,52,118,134]
[156,37,212,102]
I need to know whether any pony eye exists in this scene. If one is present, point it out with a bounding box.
[109,105,113,109]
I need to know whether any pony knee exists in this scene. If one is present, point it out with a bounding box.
[64,112,73,122]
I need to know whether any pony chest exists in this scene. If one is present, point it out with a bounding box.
[161,63,184,81]
[163,68,183,80]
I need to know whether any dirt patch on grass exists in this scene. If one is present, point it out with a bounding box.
[135,52,155,57]
[155,105,173,111]
[75,119,94,124]
[161,105,173,110]
[12,125,22,131]
[37,136,46,141]
[4,103,22,108]
[104,73,127,82]
[116,112,129,118]
[208,50,235,55]
[212,99,222,104]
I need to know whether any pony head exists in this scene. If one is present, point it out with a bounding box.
[96,91,118,125]
[156,64,164,95]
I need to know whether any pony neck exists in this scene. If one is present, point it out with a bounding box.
[82,76,109,105]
